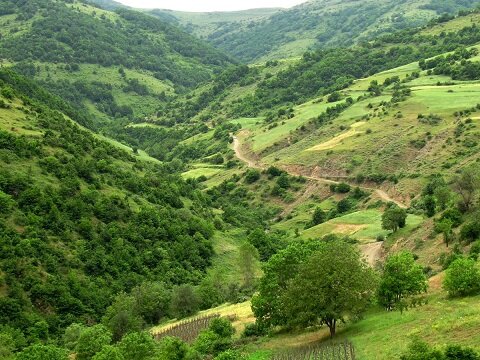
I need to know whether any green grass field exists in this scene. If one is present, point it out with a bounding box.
[249,290,480,360]
[299,210,423,243]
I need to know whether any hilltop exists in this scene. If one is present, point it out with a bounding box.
[159,0,480,62]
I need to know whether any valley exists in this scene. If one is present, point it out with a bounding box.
[0,0,479,359]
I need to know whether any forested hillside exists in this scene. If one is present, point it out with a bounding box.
[0,0,233,129]
[184,0,480,62]
[0,68,221,343]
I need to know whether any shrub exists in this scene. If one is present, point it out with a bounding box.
[336,199,352,213]
[92,346,124,360]
[15,344,68,360]
[75,325,112,360]
[443,258,480,297]
[335,182,351,193]
[157,337,191,360]
[118,332,156,360]
[242,323,267,338]
[244,169,261,184]
[460,220,480,244]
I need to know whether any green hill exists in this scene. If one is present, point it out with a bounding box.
[148,8,281,39]
[0,0,234,129]
[190,0,480,62]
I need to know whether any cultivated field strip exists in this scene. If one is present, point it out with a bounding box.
[272,341,356,360]
[153,313,221,343]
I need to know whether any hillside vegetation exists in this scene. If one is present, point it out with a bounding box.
[1,1,480,359]
[167,0,480,62]
[0,0,233,131]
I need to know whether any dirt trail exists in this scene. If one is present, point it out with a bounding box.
[233,134,389,265]
[359,242,384,266]
[232,135,407,209]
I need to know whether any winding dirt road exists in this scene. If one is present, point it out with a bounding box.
[232,133,410,265]
[232,135,407,208]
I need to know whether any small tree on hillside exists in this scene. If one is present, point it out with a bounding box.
[453,166,480,212]
[306,207,326,229]
[238,242,259,290]
[282,241,377,337]
[382,206,407,232]
[435,218,454,247]
[443,257,480,297]
[170,285,200,319]
[377,252,428,311]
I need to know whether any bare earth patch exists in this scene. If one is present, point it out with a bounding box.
[306,121,366,151]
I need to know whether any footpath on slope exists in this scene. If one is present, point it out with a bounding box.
[232,134,407,209]
[232,133,408,266]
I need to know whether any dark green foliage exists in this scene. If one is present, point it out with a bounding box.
[91,346,124,360]
[252,240,325,328]
[460,218,480,243]
[401,338,480,360]
[170,285,200,319]
[265,166,284,177]
[207,0,479,62]
[102,293,144,342]
[382,206,407,232]
[241,323,267,338]
[331,182,351,194]
[0,1,231,89]
[327,91,342,102]
[157,337,191,360]
[400,339,447,360]
[15,344,68,360]
[118,332,156,360]
[306,207,326,229]
[247,229,286,262]
[75,325,112,360]
[193,318,235,357]
[337,198,353,214]
[378,252,428,310]
[276,173,290,189]
[0,69,217,346]
[445,345,480,360]
[279,242,377,337]
[244,169,261,184]
[443,257,480,297]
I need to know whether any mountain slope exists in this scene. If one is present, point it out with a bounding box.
[0,0,234,129]
[148,8,281,39]
[202,0,480,62]
[0,69,217,341]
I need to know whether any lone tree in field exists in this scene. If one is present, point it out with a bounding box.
[251,238,378,337]
[377,252,427,311]
[382,206,407,232]
[282,242,377,337]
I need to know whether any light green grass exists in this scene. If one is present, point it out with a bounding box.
[182,167,223,179]
[254,293,480,360]
[301,210,423,242]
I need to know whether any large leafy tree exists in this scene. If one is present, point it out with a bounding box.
[377,252,428,310]
[382,206,407,232]
[251,240,325,329]
[282,241,377,337]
